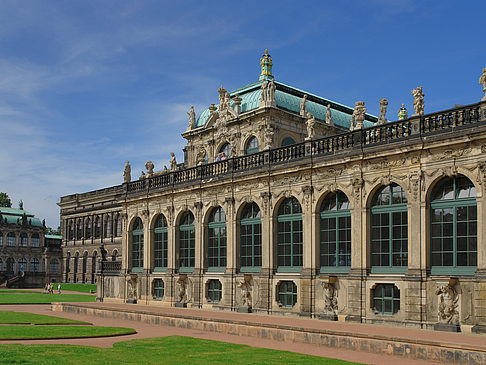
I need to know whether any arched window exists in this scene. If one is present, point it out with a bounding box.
[68,221,74,240]
[6,258,14,273]
[50,259,59,274]
[281,136,296,146]
[94,216,101,238]
[277,197,303,271]
[82,252,88,275]
[207,207,226,271]
[245,136,259,155]
[115,215,122,237]
[240,202,262,271]
[65,253,70,279]
[179,211,195,272]
[30,258,39,272]
[371,183,408,273]
[31,233,40,247]
[20,234,28,247]
[320,191,351,271]
[104,216,112,238]
[77,220,83,240]
[131,218,144,271]
[277,281,297,308]
[73,253,79,281]
[430,176,477,274]
[6,232,15,247]
[92,251,98,274]
[18,258,27,273]
[0,232,3,246]
[219,143,231,158]
[154,215,168,270]
[85,218,92,239]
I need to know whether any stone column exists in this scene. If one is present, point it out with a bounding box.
[194,202,203,272]
[121,213,129,273]
[143,210,151,273]
[260,192,273,274]
[166,206,175,273]
[225,197,236,273]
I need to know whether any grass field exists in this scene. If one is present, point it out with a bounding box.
[54,283,97,293]
[0,325,135,340]
[0,311,89,324]
[0,291,96,304]
[0,336,361,364]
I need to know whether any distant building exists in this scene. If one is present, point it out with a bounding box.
[0,203,62,287]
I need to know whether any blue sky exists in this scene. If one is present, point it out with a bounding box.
[0,0,484,228]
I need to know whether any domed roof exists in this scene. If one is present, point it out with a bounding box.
[195,80,377,128]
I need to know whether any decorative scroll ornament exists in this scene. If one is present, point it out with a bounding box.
[412,86,425,116]
[260,192,271,216]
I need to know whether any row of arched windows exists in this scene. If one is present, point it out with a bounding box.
[0,233,40,247]
[0,257,59,273]
[129,175,478,274]
[67,214,122,241]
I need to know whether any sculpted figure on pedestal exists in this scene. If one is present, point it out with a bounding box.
[300,94,307,116]
[145,160,154,176]
[127,275,137,300]
[325,103,333,125]
[479,68,486,101]
[237,276,252,308]
[353,101,366,130]
[268,79,276,102]
[377,98,388,125]
[436,284,459,325]
[260,80,268,102]
[169,152,177,170]
[123,161,131,183]
[176,276,187,303]
[187,106,196,130]
[263,124,274,150]
[305,112,316,140]
[322,282,338,316]
[412,86,425,115]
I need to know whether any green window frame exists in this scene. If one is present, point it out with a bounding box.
[179,211,195,272]
[281,136,296,146]
[207,279,222,303]
[240,202,262,272]
[18,258,27,273]
[154,215,168,271]
[430,176,477,275]
[277,197,303,272]
[373,284,400,315]
[20,234,28,247]
[371,184,408,273]
[153,279,164,299]
[207,207,227,271]
[245,136,259,155]
[219,143,231,158]
[131,218,144,271]
[320,191,351,273]
[6,233,15,247]
[277,281,297,308]
[31,234,40,247]
[30,258,39,272]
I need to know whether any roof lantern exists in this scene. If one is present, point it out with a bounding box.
[259,49,273,81]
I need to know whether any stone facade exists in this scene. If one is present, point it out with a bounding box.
[59,54,486,330]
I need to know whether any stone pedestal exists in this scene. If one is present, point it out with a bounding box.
[471,324,486,334]
[175,302,187,308]
[317,314,338,321]
[434,323,461,332]
[126,298,137,304]
[345,315,362,323]
[237,306,252,313]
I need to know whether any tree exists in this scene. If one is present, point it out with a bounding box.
[46,226,61,235]
[0,192,12,208]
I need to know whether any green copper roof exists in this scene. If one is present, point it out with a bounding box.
[45,234,62,239]
[195,80,377,129]
[0,207,43,227]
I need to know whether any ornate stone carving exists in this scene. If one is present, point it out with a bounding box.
[408,170,422,201]
[237,275,252,308]
[260,192,271,215]
[127,274,137,300]
[316,167,344,180]
[169,152,177,170]
[218,85,229,112]
[300,94,307,116]
[377,98,388,125]
[194,201,203,219]
[145,161,154,176]
[479,67,486,101]
[263,124,274,150]
[429,146,472,161]
[325,103,333,125]
[187,105,196,130]
[351,175,363,202]
[352,101,366,130]
[260,80,268,103]
[322,282,338,316]
[123,161,131,183]
[196,147,206,166]
[268,79,276,102]
[302,185,313,211]
[367,158,407,171]
[305,112,316,141]
[349,114,356,131]
[436,283,459,325]
[412,86,425,116]
[478,163,486,185]
[176,275,188,303]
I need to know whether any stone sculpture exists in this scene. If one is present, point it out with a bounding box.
[127,275,137,301]
[187,105,196,130]
[169,152,177,170]
[300,95,307,116]
[412,86,424,115]
[123,161,131,183]
[398,104,408,120]
[377,98,388,125]
[218,85,229,112]
[268,79,276,102]
[305,112,316,140]
[237,276,252,309]
[176,276,187,303]
[196,148,206,166]
[322,282,338,316]
[349,114,355,131]
[260,80,268,102]
[436,284,459,325]
[145,160,154,176]
[353,101,366,130]
[263,124,274,150]
[100,244,107,261]
[479,68,486,101]
[325,103,333,125]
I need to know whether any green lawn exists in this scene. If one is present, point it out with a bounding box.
[0,336,361,364]
[0,325,135,340]
[0,311,89,325]
[54,283,97,293]
[0,291,96,304]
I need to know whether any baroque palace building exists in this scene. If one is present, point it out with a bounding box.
[59,52,486,331]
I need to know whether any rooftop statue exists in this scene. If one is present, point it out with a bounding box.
[260,80,268,102]
[300,95,307,116]
[123,161,131,183]
[305,112,316,140]
[377,98,388,125]
[187,106,196,130]
[398,104,408,120]
[19,200,23,210]
[268,79,276,102]
[325,103,333,125]
[218,85,229,112]
[170,152,177,171]
[479,68,486,101]
[145,160,154,176]
[259,49,273,80]
[412,86,425,116]
[353,101,366,130]
[349,114,355,131]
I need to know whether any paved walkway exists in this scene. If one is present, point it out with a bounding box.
[0,303,456,365]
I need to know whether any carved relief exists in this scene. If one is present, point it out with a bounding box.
[429,146,472,161]
[436,284,459,325]
[176,275,188,303]
[407,170,422,201]
[322,282,338,316]
[367,158,407,171]
[260,192,271,215]
[127,274,137,300]
[237,275,252,308]
[302,186,313,211]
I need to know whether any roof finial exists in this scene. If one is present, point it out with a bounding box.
[259,49,273,81]
[19,200,23,210]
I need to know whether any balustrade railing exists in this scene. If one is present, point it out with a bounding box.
[100,260,121,274]
[123,101,485,195]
